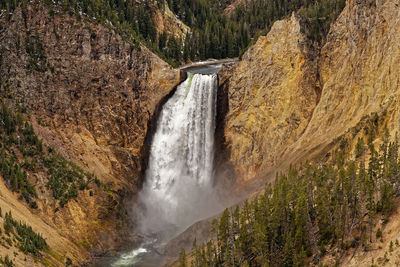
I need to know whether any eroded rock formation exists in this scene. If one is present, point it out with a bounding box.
[285,0,400,166]
[0,1,183,265]
[219,13,320,182]
[219,0,400,185]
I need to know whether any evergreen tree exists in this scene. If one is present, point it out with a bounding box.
[178,248,187,267]
[188,121,400,266]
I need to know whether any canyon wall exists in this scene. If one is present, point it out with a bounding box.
[0,2,182,265]
[284,0,400,165]
[1,3,183,188]
[219,0,400,184]
[1,0,400,265]
[215,0,400,264]
[153,2,190,39]
[219,13,320,182]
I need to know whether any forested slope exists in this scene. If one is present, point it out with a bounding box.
[183,115,400,266]
[166,0,346,62]
[1,0,348,65]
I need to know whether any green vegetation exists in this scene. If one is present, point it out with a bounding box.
[25,33,52,73]
[1,0,347,66]
[298,0,347,42]
[3,211,48,256]
[169,0,346,62]
[0,102,98,207]
[0,104,38,204]
[44,153,94,207]
[178,248,187,267]
[0,255,14,267]
[188,117,400,266]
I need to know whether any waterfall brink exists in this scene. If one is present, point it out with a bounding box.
[136,73,221,242]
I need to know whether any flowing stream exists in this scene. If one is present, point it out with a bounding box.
[99,63,226,266]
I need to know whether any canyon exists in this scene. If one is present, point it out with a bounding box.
[0,0,400,266]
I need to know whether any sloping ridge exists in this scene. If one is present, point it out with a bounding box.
[279,0,400,174]
[221,0,400,188]
[219,12,320,185]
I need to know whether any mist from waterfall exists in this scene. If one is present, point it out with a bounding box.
[135,72,222,243]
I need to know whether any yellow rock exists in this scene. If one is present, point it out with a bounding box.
[221,0,400,187]
[220,13,319,182]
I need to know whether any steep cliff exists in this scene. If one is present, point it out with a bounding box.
[0,1,182,265]
[217,0,400,264]
[1,2,182,187]
[220,0,400,183]
[304,0,400,265]
[283,0,400,166]
[219,13,320,182]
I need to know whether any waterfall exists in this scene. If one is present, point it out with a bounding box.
[136,72,221,242]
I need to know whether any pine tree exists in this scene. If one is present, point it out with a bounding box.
[218,208,231,264]
[190,122,400,266]
[178,248,187,267]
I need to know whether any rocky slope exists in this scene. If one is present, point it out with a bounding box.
[283,0,400,166]
[219,0,400,184]
[223,0,246,15]
[218,13,320,182]
[0,1,182,265]
[153,2,190,39]
[216,0,400,264]
[325,199,400,266]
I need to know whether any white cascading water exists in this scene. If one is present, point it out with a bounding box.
[135,72,221,242]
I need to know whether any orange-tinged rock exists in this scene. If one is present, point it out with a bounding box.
[0,1,183,265]
[220,13,319,182]
[283,0,400,167]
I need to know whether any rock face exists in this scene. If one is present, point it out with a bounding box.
[219,13,320,182]
[223,0,246,15]
[214,1,400,264]
[217,0,400,191]
[0,1,182,265]
[283,0,400,166]
[153,3,190,39]
[1,3,182,188]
